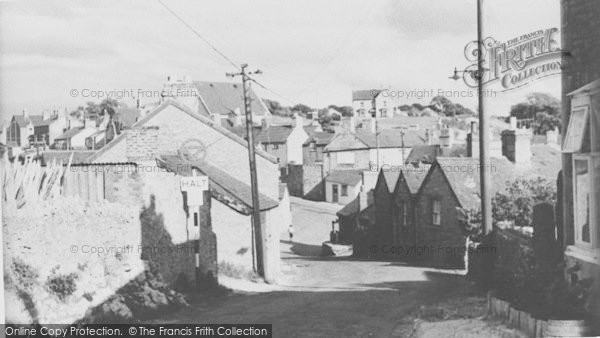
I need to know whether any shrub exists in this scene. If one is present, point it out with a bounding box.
[493,177,556,227]
[11,258,39,291]
[46,272,79,301]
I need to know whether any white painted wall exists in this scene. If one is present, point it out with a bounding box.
[286,123,308,165]
[70,127,98,149]
[325,181,360,205]
[369,147,411,168]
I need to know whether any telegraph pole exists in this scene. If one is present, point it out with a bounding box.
[226,64,265,277]
[477,0,492,234]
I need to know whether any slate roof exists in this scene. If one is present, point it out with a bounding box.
[12,115,53,128]
[406,145,441,164]
[115,107,141,128]
[336,190,374,218]
[86,100,277,164]
[432,157,515,210]
[254,125,294,144]
[325,130,427,152]
[381,170,401,193]
[41,151,95,165]
[337,196,360,217]
[55,127,84,140]
[194,81,269,117]
[352,89,380,101]
[303,131,335,146]
[157,155,279,212]
[376,116,439,131]
[401,164,432,194]
[326,169,363,185]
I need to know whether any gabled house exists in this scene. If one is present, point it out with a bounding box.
[367,164,430,259]
[86,100,287,282]
[254,114,309,175]
[6,110,69,148]
[323,129,426,172]
[352,89,397,119]
[303,131,335,165]
[414,157,516,268]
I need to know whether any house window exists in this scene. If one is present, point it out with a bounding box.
[273,144,279,150]
[432,199,441,226]
[563,107,590,153]
[337,151,355,165]
[572,154,600,248]
[564,102,599,250]
[402,201,409,227]
[341,184,348,196]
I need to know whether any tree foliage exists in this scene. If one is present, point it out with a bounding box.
[430,96,475,116]
[509,92,561,134]
[493,177,557,228]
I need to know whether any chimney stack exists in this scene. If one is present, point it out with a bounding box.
[294,113,303,130]
[509,116,517,130]
[126,126,160,162]
[501,128,532,165]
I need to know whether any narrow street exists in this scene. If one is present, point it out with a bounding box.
[158,197,473,337]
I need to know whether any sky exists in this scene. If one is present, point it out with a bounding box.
[0,0,561,124]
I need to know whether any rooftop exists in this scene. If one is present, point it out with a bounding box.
[352,89,380,101]
[157,154,279,212]
[326,169,363,186]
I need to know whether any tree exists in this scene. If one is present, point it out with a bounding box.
[430,96,475,117]
[493,177,557,228]
[509,93,561,134]
[328,105,353,117]
[291,103,313,114]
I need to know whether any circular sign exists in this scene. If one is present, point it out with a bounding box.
[178,138,207,163]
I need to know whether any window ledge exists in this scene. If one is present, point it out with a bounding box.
[565,245,600,265]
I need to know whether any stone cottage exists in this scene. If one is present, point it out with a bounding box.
[87,100,288,283]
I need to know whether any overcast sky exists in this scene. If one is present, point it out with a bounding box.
[0,0,560,123]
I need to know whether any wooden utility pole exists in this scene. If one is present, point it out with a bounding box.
[226,64,265,276]
[477,0,492,234]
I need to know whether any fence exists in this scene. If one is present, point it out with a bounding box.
[1,155,141,209]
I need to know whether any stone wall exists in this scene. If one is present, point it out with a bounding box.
[287,163,325,200]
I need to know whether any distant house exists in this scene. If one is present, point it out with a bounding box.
[254,115,309,174]
[323,129,426,172]
[352,89,397,119]
[303,131,335,165]
[5,109,70,149]
[53,126,97,150]
[324,169,363,204]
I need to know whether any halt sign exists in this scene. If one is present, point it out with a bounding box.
[181,176,209,191]
[181,176,209,206]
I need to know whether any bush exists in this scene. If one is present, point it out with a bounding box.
[11,258,39,291]
[493,177,556,227]
[46,272,79,301]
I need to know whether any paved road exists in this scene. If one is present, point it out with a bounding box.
[159,197,468,337]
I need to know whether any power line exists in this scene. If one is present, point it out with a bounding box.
[248,77,297,105]
[156,0,240,70]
